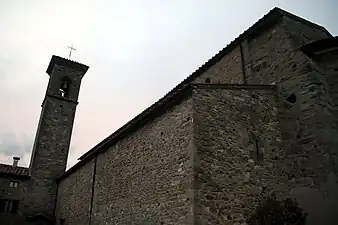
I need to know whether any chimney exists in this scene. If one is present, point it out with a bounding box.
[13,157,20,167]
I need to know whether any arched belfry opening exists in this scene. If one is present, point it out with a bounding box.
[58,77,71,98]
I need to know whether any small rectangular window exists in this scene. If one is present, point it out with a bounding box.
[0,199,19,214]
[255,139,264,162]
[9,181,19,188]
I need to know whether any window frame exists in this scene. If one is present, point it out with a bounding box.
[9,181,19,188]
[0,199,19,214]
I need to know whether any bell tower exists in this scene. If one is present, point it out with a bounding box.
[27,55,89,216]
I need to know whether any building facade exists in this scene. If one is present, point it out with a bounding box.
[0,7,337,225]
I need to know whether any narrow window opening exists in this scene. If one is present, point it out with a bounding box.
[9,181,19,188]
[255,139,264,162]
[205,77,211,83]
[0,199,19,213]
[286,93,297,104]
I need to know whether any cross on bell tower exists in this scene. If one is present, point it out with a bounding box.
[67,45,76,59]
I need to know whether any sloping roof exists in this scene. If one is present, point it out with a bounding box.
[301,36,338,58]
[46,55,89,76]
[58,7,332,181]
[0,164,29,178]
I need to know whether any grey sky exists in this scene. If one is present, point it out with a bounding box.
[0,0,337,168]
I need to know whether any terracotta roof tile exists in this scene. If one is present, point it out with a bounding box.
[0,163,29,177]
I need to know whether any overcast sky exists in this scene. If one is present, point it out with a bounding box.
[0,0,337,169]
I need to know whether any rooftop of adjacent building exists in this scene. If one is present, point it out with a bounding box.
[0,157,29,178]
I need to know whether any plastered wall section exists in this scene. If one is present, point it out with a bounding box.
[192,86,284,225]
[55,158,95,225]
[91,97,194,225]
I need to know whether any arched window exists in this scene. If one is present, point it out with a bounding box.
[58,77,71,98]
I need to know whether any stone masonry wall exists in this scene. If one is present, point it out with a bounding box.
[319,50,338,127]
[194,46,244,84]
[191,17,338,225]
[244,19,288,85]
[283,16,330,48]
[279,19,338,225]
[291,49,338,225]
[55,158,95,225]
[26,96,78,217]
[192,85,283,225]
[91,97,194,225]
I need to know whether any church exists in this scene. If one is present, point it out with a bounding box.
[0,7,337,225]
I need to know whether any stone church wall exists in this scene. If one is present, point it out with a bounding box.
[55,158,95,225]
[192,85,283,225]
[54,13,338,225]
[91,97,194,225]
[283,16,330,48]
[244,19,290,85]
[194,46,244,84]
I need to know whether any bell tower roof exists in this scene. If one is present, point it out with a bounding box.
[46,55,89,76]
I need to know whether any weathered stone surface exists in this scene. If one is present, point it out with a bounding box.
[91,97,194,225]
[56,158,95,225]
[193,86,283,225]
[194,46,244,84]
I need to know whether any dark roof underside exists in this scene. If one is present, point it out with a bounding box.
[301,36,338,58]
[58,7,332,181]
